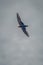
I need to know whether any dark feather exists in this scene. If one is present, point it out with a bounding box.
[17,13,29,37]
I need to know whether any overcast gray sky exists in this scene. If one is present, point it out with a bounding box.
[0,0,43,65]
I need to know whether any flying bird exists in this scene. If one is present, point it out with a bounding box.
[16,13,29,37]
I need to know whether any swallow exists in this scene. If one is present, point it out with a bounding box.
[16,13,29,37]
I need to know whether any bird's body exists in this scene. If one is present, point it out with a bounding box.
[17,13,29,37]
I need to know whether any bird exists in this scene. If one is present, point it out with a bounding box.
[16,13,29,37]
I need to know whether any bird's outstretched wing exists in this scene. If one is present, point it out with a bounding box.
[17,13,24,26]
[22,27,29,37]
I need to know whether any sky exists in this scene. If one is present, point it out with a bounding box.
[0,0,43,65]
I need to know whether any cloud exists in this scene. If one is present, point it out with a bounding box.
[0,0,43,65]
